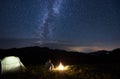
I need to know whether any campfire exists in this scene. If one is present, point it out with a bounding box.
[54,62,69,71]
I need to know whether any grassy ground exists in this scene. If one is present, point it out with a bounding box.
[1,64,120,79]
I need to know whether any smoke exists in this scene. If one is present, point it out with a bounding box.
[38,0,63,41]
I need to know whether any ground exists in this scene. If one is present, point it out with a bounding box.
[1,64,120,79]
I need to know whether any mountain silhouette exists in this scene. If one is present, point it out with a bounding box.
[0,46,120,65]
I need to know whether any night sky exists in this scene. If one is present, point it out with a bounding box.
[0,0,120,52]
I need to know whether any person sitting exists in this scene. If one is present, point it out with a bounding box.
[45,59,54,70]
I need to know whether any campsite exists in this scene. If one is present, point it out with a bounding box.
[0,0,120,79]
[0,47,120,79]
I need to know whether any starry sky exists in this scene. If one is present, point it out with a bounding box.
[0,0,120,52]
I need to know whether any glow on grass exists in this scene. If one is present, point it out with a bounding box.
[54,62,69,71]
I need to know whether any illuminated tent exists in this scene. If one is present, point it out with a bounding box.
[1,56,26,74]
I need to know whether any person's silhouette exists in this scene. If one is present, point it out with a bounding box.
[45,59,54,70]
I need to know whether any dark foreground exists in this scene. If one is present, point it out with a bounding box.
[0,47,120,79]
[1,64,120,79]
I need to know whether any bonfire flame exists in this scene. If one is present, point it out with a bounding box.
[54,62,69,71]
[58,62,64,71]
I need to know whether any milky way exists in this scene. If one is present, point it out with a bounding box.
[38,0,63,41]
[0,0,120,52]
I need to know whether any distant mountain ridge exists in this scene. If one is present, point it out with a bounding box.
[0,46,120,65]
[89,48,120,56]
